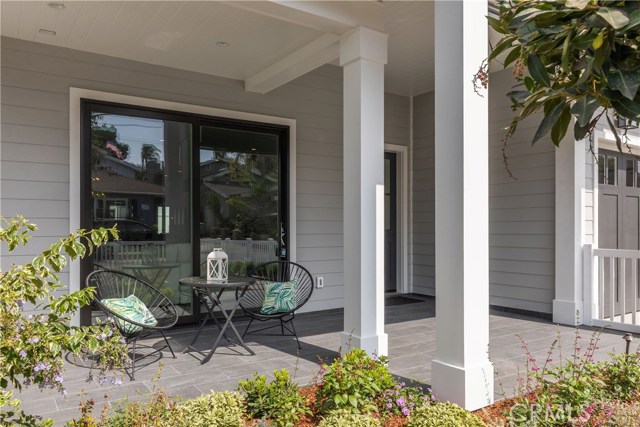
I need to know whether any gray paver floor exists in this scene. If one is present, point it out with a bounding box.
[13,296,631,425]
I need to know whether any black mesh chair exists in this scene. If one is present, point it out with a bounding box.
[236,261,314,349]
[87,270,178,380]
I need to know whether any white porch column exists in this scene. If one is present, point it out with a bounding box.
[340,27,389,356]
[431,1,494,410]
[553,135,585,325]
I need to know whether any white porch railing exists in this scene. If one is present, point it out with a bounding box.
[199,238,278,265]
[94,239,279,267]
[584,244,640,333]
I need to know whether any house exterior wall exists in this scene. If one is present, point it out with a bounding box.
[0,36,417,314]
[488,68,556,314]
[411,92,435,296]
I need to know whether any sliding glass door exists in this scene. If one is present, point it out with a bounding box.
[81,101,289,323]
[82,103,195,321]
[198,124,286,275]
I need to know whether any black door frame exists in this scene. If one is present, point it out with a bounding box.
[80,99,290,325]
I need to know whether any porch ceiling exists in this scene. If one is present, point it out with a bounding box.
[0,0,434,97]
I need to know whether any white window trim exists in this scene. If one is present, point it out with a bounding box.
[69,88,297,326]
[384,143,410,294]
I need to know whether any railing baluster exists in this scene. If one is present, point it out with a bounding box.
[610,257,615,322]
[599,255,604,320]
[620,257,626,324]
[633,259,638,325]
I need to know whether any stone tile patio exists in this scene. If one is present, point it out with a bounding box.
[15,297,630,425]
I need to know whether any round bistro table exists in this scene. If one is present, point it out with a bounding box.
[179,276,256,364]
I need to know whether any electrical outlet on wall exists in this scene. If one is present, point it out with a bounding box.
[316,276,324,289]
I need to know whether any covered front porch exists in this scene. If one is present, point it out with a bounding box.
[15,299,628,426]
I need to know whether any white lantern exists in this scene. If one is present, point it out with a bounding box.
[207,248,228,283]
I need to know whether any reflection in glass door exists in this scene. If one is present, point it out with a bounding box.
[199,125,284,275]
[86,109,194,319]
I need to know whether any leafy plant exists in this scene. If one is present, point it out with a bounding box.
[407,402,486,427]
[379,382,435,417]
[318,409,381,427]
[479,0,640,171]
[238,369,310,427]
[0,216,128,424]
[602,352,640,402]
[169,391,244,427]
[316,348,395,414]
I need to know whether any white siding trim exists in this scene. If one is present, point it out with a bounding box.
[384,143,409,294]
[69,88,297,326]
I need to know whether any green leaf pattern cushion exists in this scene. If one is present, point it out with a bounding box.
[260,279,298,315]
[101,295,158,334]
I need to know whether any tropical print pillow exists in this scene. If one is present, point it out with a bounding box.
[101,294,158,334]
[260,279,299,315]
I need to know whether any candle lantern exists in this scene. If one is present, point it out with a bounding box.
[207,248,228,283]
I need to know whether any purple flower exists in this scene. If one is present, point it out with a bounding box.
[29,336,39,344]
[33,362,49,373]
[396,397,406,407]
[18,350,27,358]
[16,299,24,308]
[119,338,126,344]
[402,407,411,416]
[386,403,393,409]
[54,374,64,384]
[98,333,107,341]
[98,376,107,385]
[110,377,123,386]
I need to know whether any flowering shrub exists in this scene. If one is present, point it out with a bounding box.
[238,369,310,427]
[379,382,435,417]
[408,402,486,427]
[316,348,395,414]
[0,216,128,425]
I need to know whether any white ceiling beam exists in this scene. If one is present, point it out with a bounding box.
[222,1,384,35]
[245,33,340,94]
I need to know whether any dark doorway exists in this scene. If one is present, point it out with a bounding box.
[385,152,397,293]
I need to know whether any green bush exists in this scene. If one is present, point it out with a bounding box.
[317,348,395,414]
[169,391,244,427]
[407,402,486,427]
[0,216,127,425]
[318,409,381,427]
[238,369,310,427]
[603,353,640,401]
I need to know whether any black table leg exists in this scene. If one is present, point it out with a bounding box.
[200,287,255,364]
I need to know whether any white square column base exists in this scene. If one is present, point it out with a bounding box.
[431,359,494,411]
[553,299,584,325]
[340,331,388,357]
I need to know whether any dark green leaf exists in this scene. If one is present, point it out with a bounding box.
[561,32,572,73]
[488,36,517,62]
[596,7,629,29]
[524,76,535,92]
[488,16,508,34]
[571,95,600,127]
[574,120,591,141]
[528,54,551,87]
[611,97,640,121]
[573,32,598,50]
[575,58,594,86]
[532,100,566,145]
[503,46,522,68]
[551,104,572,146]
[621,9,640,31]
[608,68,640,101]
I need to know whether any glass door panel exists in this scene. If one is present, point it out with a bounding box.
[199,125,281,276]
[89,112,194,318]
